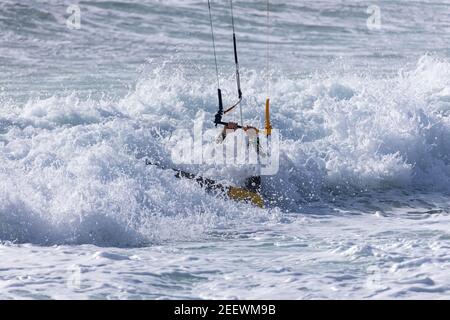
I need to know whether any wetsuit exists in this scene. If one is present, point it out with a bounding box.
[217,126,262,193]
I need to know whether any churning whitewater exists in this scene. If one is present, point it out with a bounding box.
[1,0,450,299]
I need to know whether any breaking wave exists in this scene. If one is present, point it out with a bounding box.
[1,54,450,246]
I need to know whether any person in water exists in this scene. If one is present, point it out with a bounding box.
[216,122,262,193]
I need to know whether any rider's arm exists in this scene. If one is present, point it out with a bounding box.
[216,122,238,143]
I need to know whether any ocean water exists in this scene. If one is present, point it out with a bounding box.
[1,0,450,299]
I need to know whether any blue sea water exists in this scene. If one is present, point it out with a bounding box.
[1,0,450,299]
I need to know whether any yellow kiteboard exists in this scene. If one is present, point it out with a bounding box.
[146,160,264,208]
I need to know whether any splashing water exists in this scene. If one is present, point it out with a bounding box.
[1,0,450,299]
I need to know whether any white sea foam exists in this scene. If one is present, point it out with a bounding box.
[1,55,450,247]
[2,0,450,300]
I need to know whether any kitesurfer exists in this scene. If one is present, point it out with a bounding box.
[217,122,262,193]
